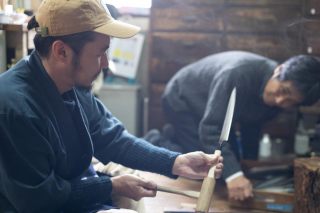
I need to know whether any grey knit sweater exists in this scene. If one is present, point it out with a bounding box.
[162,51,281,179]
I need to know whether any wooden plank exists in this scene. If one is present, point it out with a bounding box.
[0,23,24,32]
[224,6,301,33]
[302,20,320,55]
[150,32,223,83]
[285,19,320,55]
[294,157,320,213]
[150,6,224,32]
[148,106,166,130]
[302,20,320,36]
[148,83,163,130]
[225,34,302,62]
[279,17,320,41]
[150,83,165,107]
[303,0,320,17]
[226,0,301,6]
[152,0,300,7]
[152,0,225,8]
[230,190,294,213]
[142,172,275,213]
[148,0,313,135]
[299,101,320,115]
[305,37,320,56]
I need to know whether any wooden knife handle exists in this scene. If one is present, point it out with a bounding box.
[195,149,221,212]
[195,175,216,212]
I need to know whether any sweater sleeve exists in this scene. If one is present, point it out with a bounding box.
[63,175,112,212]
[198,69,242,179]
[80,91,180,178]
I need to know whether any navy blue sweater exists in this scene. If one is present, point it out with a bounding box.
[0,51,179,212]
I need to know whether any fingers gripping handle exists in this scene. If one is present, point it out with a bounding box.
[208,149,221,178]
[196,149,221,213]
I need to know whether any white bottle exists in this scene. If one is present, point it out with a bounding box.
[259,134,272,159]
[294,120,309,156]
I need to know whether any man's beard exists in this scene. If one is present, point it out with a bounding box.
[71,54,99,91]
[71,52,80,70]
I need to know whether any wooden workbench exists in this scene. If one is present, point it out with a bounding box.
[140,172,272,213]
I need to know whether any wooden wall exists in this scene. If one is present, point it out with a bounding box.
[148,0,320,141]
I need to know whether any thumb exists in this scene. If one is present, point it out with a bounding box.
[141,180,157,190]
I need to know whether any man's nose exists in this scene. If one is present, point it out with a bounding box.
[275,96,292,108]
[275,96,285,105]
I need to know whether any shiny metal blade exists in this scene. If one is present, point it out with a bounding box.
[218,87,236,147]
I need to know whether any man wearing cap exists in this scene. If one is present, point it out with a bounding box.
[161,51,320,201]
[0,0,223,212]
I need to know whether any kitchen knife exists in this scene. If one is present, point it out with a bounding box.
[196,87,237,213]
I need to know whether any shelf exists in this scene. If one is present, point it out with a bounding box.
[299,102,320,115]
[0,23,27,32]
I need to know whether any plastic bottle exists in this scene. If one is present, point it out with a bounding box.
[272,138,285,157]
[259,133,271,159]
[294,120,310,156]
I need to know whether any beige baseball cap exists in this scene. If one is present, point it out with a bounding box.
[35,0,140,38]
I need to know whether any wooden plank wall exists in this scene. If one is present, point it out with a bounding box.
[148,0,320,141]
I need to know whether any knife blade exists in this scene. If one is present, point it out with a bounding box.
[218,87,236,149]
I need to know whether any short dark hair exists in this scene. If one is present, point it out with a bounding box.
[278,55,320,105]
[27,16,96,58]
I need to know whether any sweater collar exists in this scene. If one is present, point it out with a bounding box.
[27,50,93,178]
[27,50,66,96]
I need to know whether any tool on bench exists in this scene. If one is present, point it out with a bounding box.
[157,185,200,199]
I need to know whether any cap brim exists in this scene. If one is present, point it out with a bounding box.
[94,20,140,38]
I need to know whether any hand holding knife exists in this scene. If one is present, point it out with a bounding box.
[196,87,237,212]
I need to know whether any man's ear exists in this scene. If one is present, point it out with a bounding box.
[272,65,283,79]
[51,40,71,62]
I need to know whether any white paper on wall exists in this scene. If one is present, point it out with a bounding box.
[108,33,144,79]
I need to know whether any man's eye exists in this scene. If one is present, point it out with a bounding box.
[280,87,289,95]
